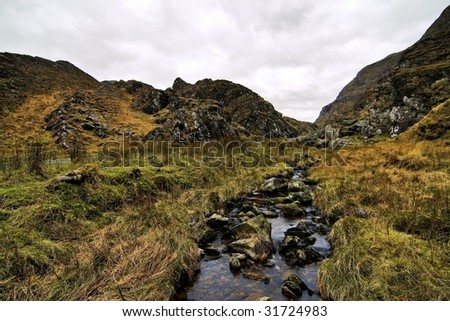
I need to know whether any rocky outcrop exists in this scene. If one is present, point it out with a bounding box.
[143,78,299,142]
[45,93,109,147]
[144,98,240,143]
[315,5,450,138]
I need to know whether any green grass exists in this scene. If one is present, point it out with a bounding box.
[0,150,286,300]
[311,136,450,300]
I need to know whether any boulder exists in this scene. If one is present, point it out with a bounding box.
[281,273,309,299]
[279,235,301,254]
[241,202,259,213]
[206,213,229,228]
[285,248,324,266]
[262,210,278,218]
[198,228,218,247]
[275,203,307,217]
[203,247,221,260]
[259,177,289,193]
[288,192,313,205]
[285,226,313,238]
[287,180,308,192]
[229,256,241,272]
[223,215,274,262]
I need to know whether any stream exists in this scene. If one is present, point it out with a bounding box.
[177,167,332,301]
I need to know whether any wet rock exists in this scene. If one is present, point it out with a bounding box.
[304,248,323,262]
[203,247,222,260]
[287,180,308,192]
[232,253,247,261]
[270,197,289,205]
[317,224,331,235]
[238,211,250,222]
[285,226,313,238]
[302,236,317,247]
[288,192,313,205]
[262,210,278,218]
[296,220,317,232]
[241,202,259,213]
[229,256,241,272]
[206,214,229,228]
[259,177,289,193]
[281,273,309,299]
[279,235,301,254]
[256,296,273,301]
[223,215,274,262]
[203,247,220,256]
[285,247,324,266]
[246,211,256,218]
[275,203,307,218]
[198,228,218,247]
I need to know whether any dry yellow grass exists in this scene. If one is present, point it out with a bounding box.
[310,134,450,300]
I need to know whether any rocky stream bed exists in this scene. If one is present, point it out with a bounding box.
[176,166,332,301]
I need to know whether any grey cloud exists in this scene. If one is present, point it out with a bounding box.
[0,0,448,121]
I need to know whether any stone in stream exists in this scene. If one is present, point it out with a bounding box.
[241,202,259,213]
[275,203,307,218]
[262,210,278,218]
[281,273,309,299]
[296,219,317,232]
[206,213,229,228]
[229,256,241,272]
[285,247,324,267]
[279,235,301,254]
[259,177,289,193]
[222,215,274,262]
[317,224,331,235]
[232,253,247,261]
[203,247,222,261]
[288,191,313,205]
[301,236,317,247]
[198,228,218,248]
[270,196,289,205]
[287,180,309,192]
[285,226,313,238]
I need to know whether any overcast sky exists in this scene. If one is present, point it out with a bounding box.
[0,0,448,121]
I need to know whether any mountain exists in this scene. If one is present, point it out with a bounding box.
[0,53,310,150]
[315,5,450,137]
[0,52,99,115]
[141,78,299,143]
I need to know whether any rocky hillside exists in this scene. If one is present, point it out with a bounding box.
[0,53,308,150]
[315,5,450,137]
[0,53,99,115]
[140,78,299,143]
